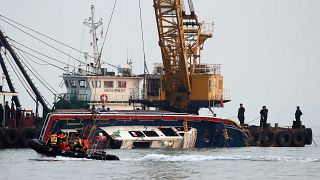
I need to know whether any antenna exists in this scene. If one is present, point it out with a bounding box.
[83,5,103,75]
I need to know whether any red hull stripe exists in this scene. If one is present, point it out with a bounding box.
[42,114,233,141]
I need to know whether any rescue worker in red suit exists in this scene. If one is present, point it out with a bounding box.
[82,137,89,152]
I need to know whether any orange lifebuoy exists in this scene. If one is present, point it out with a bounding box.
[100,94,108,103]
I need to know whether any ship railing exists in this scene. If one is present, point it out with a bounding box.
[54,93,90,102]
[200,22,214,36]
[211,88,231,101]
[55,89,143,104]
[193,64,221,75]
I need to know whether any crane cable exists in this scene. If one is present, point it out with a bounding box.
[0,16,86,66]
[12,44,59,95]
[98,0,118,60]
[1,29,53,107]
[138,0,149,74]
[6,47,53,108]
[0,46,37,103]
[0,14,94,60]
[0,13,119,73]
[139,0,150,100]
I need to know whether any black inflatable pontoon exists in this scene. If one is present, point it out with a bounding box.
[29,139,119,160]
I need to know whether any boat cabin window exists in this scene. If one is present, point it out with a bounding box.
[129,131,145,137]
[143,131,159,137]
[104,81,114,88]
[117,81,126,88]
[69,80,77,87]
[159,128,178,136]
[79,80,87,87]
[92,81,101,88]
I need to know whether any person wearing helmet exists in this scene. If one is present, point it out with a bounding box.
[72,133,83,152]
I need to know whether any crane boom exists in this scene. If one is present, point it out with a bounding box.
[132,0,230,114]
[153,0,191,111]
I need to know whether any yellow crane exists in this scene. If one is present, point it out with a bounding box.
[133,0,229,114]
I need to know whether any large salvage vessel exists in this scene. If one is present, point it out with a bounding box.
[0,1,313,149]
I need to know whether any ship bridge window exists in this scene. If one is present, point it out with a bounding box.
[129,131,145,137]
[104,81,114,88]
[79,80,87,88]
[69,80,77,87]
[159,128,178,136]
[117,81,126,88]
[91,81,101,88]
[143,131,159,137]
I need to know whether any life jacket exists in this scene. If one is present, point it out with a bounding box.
[74,137,82,147]
[82,139,89,150]
[59,141,70,151]
[50,134,58,145]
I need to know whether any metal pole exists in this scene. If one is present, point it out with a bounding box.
[2,95,5,128]
[0,49,21,107]
[0,29,50,115]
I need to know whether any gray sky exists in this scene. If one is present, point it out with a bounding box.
[1,0,320,129]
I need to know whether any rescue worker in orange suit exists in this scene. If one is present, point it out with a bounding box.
[72,133,83,152]
[46,132,58,148]
[82,137,89,152]
[57,130,68,151]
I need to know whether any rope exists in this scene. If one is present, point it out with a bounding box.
[247,116,260,125]
[313,139,318,147]
[98,0,118,60]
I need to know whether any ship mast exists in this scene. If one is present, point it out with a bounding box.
[84,5,103,75]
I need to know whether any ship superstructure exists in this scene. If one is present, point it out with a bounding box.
[55,5,143,110]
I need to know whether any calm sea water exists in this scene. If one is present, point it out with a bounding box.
[1,143,320,180]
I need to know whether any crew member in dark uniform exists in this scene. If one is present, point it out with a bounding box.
[295,106,303,122]
[238,103,245,125]
[260,106,268,128]
[0,104,3,127]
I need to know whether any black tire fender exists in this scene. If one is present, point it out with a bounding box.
[277,131,292,147]
[0,129,5,148]
[249,129,261,146]
[292,130,306,147]
[305,128,312,145]
[260,130,275,147]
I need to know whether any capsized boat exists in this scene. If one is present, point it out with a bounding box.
[28,139,119,160]
[98,125,198,149]
[39,110,249,148]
